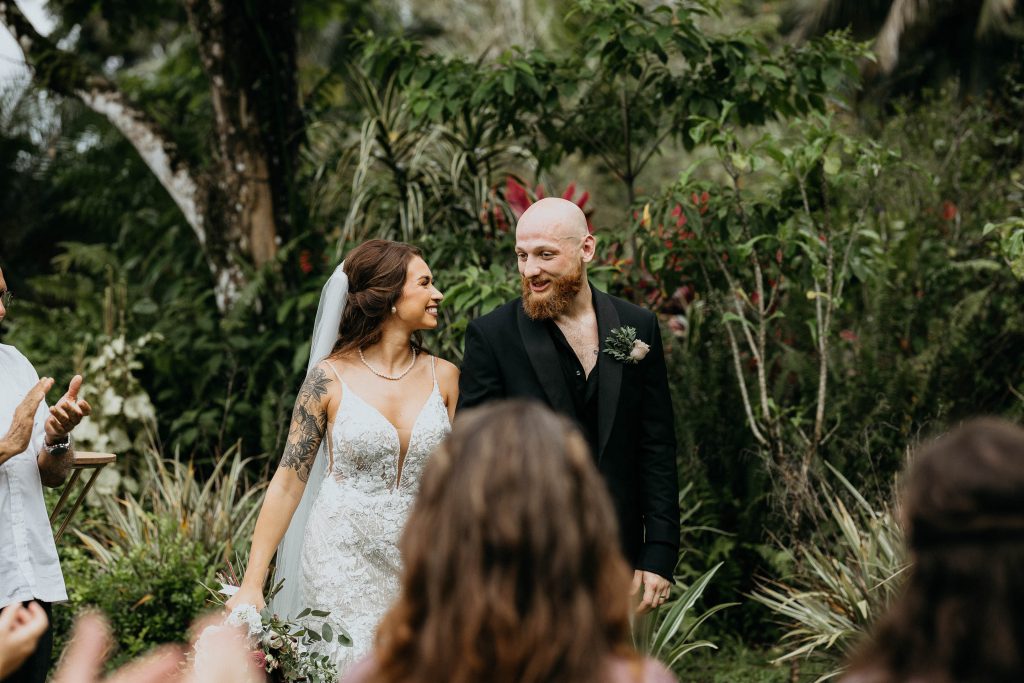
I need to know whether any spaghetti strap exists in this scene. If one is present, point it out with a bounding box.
[428,356,440,387]
[322,360,344,472]
[324,360,344,385]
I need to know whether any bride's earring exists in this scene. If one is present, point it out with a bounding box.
[391,306,397,314]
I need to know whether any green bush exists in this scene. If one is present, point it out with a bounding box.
[53,524,215,667]
[50,446,262,666]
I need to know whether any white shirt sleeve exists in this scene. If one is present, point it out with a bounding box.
[0,344,67,608]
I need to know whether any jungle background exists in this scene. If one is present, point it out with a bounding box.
[2,0,1024,679]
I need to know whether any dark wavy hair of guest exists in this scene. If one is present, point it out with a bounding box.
[845,418,1024,683]
[371,400,636,683]
[330,239,424,357]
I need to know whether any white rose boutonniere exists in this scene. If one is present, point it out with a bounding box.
[603,326,651,364]
[629,339,651,361]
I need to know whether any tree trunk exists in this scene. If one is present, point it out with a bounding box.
[185,0,305,273]
[1,0,304,311]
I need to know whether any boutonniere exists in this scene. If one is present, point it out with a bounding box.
[602,326,651,364]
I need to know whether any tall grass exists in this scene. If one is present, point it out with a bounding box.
[75,443,265,565]
[750,465,908,681]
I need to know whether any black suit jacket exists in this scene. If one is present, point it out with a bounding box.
[457,287,680,580]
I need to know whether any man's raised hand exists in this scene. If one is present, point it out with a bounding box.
[1,377,53,458]
[44,374,92,440]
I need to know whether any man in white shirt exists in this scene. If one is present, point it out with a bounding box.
[0,266,92,683]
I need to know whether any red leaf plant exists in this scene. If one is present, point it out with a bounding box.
[503,177,595,232]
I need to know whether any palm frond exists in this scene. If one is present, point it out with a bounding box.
[633,563,735,672]
[73,443,265,565]
[876,0,929,72]
[750,471,908,679]
[306,62,536,255]
[978,0,1020,36]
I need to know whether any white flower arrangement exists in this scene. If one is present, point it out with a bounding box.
[75,332,159,457]
[196,565,351,682]
[225,602,263,638]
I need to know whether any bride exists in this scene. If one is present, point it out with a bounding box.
[226,240,458,672]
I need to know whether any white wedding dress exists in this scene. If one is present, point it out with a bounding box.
[298,357,450,673]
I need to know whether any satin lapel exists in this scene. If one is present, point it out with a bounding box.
[516,301,575,417]
[594,288,622,463]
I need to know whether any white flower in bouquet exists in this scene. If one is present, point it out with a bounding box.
[201,563,350,682]
[263,631,285,650]
[227,604,263,638]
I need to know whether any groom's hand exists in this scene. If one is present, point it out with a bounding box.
[632,570,672,614]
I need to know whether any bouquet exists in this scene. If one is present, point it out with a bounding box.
[197,562,351,683]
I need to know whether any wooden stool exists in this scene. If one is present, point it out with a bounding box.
[49,451,116,543]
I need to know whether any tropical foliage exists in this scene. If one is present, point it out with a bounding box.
[50,447,264,665]
[750,466,907,680]
[3,0,1024,677]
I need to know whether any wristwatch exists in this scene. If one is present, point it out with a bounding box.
[44,433,72,456]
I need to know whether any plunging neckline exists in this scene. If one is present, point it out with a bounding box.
[337,377,441,487]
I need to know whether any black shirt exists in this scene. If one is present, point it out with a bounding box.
[546,321,601,458]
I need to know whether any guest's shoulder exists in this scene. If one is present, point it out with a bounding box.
[836,668,892,683]
[607,655,678,683]
[338,655,377,683]
[0,342,29,363]
[640,657,676,683]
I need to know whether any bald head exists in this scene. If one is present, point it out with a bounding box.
[514,198,596,316]
[516,198,589,241]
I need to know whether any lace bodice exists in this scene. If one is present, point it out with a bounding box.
[299,357,450,674]
[328,375,449,495]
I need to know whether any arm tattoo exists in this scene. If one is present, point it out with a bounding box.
[280,367,331,482]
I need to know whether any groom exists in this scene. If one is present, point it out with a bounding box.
[458,198,679,612]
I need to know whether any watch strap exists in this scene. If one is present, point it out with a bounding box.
[44,433,72,454]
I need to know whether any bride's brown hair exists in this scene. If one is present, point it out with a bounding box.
[331,239,424,357]
[371,400,636,683]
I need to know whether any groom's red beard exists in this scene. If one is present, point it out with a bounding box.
[521,258,585,320]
